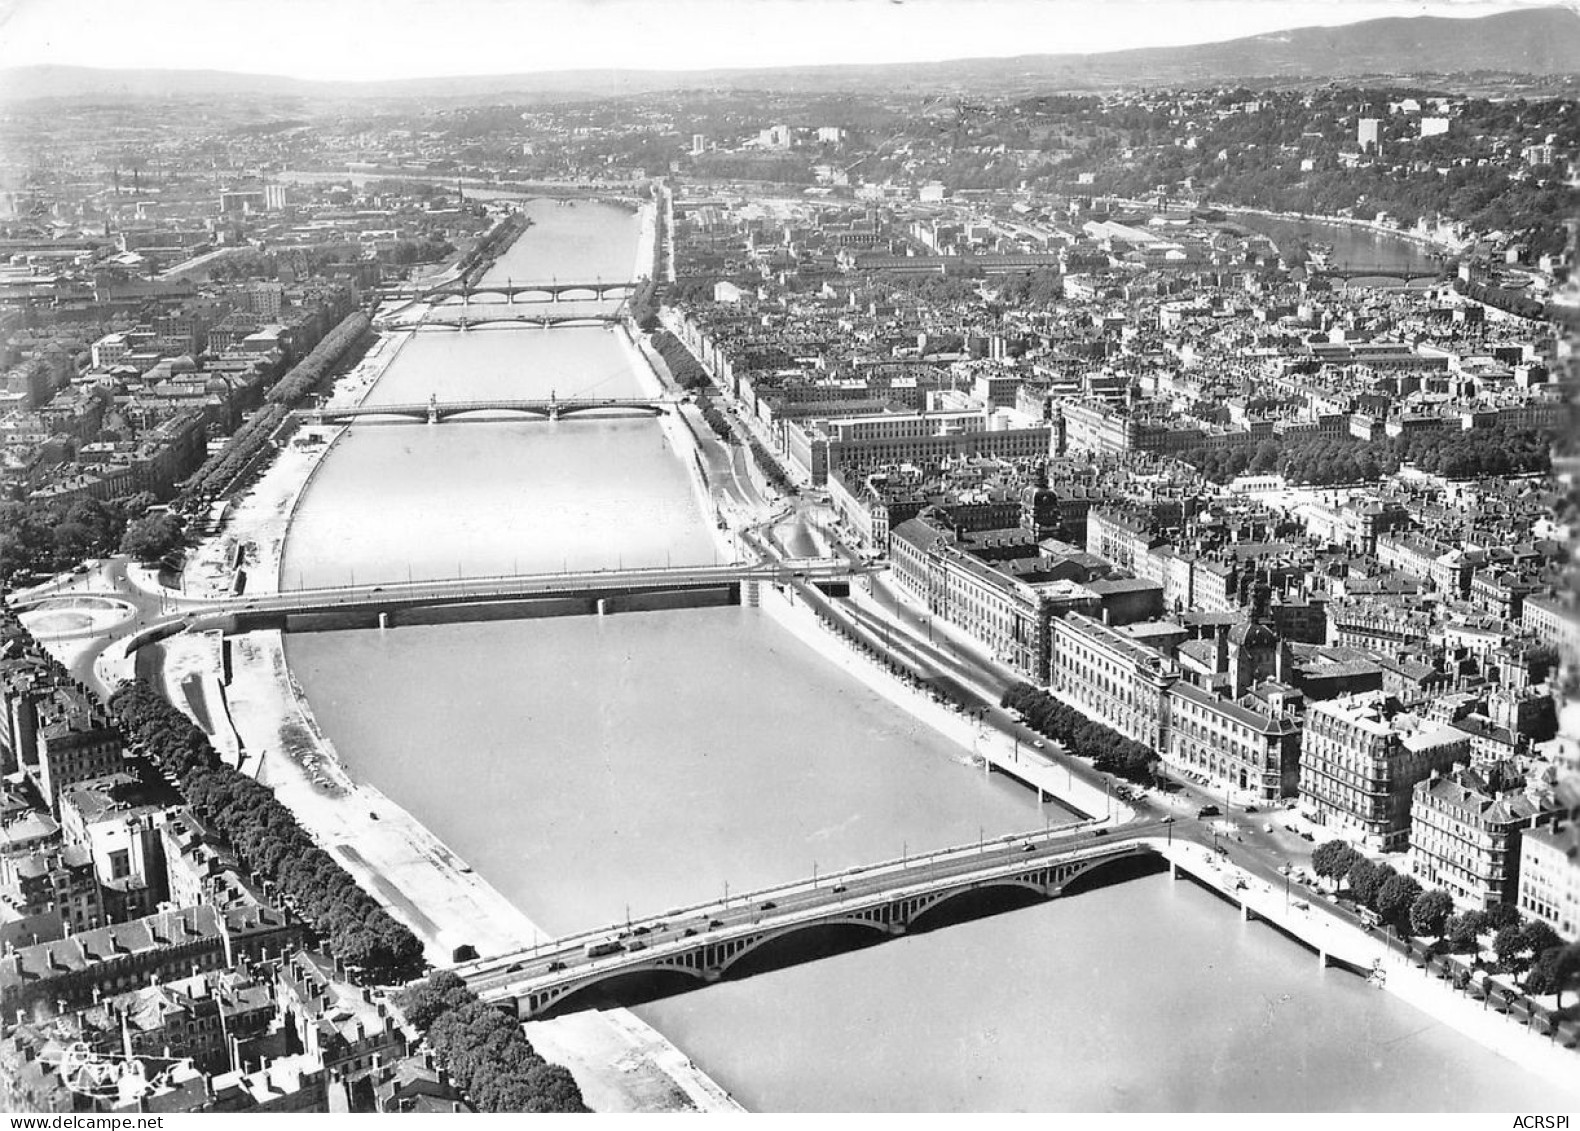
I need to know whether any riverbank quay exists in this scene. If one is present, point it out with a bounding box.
[1153,837,1580,1090]
[1220,202,1471,256]
[122,227,747,1109]
[757,579,1114,826]
[615,322,740,565]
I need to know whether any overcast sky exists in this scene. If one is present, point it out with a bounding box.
[0,0,1565,81]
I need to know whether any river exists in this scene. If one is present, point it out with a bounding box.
[1231,212,1441,280]
[279,200,1572,1111]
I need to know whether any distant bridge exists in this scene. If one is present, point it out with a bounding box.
[1313,264,1442,284]
[461,828,1155,1018]
[404,313,623,331]
[426,279,637,303]
[311,394,686,424]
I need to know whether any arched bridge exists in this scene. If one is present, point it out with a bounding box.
[426,279,636,303]
[312,394,687,424]
[459,828,1156,1019]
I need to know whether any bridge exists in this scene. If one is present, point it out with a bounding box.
[312,394,686,425]
[460,827,1157,1019]
[1312,264,1442,284]
[56,559,871,646]
[404,312,624,331]
[425,279,636,304]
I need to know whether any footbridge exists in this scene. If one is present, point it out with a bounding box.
[460,826,1159,1019]
[311,393,687,425]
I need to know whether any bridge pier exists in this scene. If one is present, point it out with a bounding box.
[378,612,390,630]
[596,598,609,616]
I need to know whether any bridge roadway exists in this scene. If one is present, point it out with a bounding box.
[424,279,636,303]
[400,312,625,331]
[311,395,686,425]
[462,823,1156,1019]
[1313,264,1441,282]
[146,559,864,621]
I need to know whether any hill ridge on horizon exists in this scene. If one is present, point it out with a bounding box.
[2,5,1578,101]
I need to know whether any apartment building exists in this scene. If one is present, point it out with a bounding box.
[1300,691,1472,850]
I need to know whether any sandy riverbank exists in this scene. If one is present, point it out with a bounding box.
[633,199,657,283]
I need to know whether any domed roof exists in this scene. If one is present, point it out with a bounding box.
[1228,621,1277,649]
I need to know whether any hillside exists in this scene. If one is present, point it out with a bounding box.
[1,6,1577,103]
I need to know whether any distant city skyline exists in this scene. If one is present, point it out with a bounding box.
[0,0,1568,83]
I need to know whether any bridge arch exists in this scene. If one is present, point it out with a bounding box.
[522,959,711,1018]
[708,913,895,981]
[325,408,429,424]
[435,406,555,422]
[554,402,666,418]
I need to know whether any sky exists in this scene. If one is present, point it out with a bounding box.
[0,0,1569,81]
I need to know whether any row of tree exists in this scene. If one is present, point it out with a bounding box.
[647,330,710,392]
[180,311,371,506]
[1000,682,1158,785]
[108,679,425,982]
[1310,839,1580,1004]
[747,435,793,494]
[1179,424,1553,487]
[695,394,735,445]
[397,972,586,1112]
[455,213,531,288]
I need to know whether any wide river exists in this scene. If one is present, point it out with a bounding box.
[281,199,1569,1110]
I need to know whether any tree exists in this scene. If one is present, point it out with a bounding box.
[1409,890,1455,939]
[1483,902,1523,932]
[1375,873,1423,930]
[1447,912,1486,954]
[1485,922,1535,979]
[1311,840,1360,886]
[1524,942,1580,1007]
[119,512,184,562]
[1345,858,1387,908]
